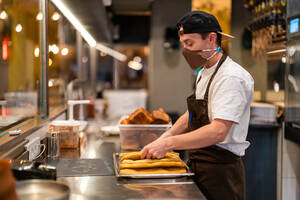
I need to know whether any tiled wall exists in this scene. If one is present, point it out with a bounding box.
[281,135,300,200]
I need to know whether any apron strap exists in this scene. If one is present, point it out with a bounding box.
[203,53,227,101]
[196,76,202,85]
[192,76,201,92]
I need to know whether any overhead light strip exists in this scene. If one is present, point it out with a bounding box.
[51,0,96,47]
[266,49,286,55]
[95,44,127,62]
[51,0,127,61]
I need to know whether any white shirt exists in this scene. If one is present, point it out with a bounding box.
[195,56,254,156]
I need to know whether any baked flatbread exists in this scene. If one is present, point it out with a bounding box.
[120,167,186,175]
[121,158,180,164]
[120,151,180,161]
[120,160,185,169]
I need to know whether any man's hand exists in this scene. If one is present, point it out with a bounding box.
[140,137,172,159]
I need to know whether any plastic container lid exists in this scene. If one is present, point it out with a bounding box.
[118,115,172,128]
[119,124,172,128]
[51,120,81,127]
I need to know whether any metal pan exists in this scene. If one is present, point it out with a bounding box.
[113,153,194,179]
[16,179,70,200]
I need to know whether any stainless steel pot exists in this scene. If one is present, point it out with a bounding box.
[16,179,70,200]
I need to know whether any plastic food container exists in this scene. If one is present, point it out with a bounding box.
[119,123,172,150]
[51,120,80,149]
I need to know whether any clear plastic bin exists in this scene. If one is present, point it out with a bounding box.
[119,123,172,150]
[51,120,80,149]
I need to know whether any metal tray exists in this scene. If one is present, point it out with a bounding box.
[113,153,194,179]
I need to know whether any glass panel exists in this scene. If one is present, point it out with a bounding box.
[0,0,40,128]
[48,3,77,109]
[286,42,300,122]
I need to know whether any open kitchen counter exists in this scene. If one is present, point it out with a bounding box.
[59,175,205,199]
[47,122,206,200]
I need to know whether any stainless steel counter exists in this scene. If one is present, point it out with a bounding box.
[50,122,206,199]
[58,176,205,200]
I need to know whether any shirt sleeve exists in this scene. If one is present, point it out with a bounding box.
[211,76,252,123]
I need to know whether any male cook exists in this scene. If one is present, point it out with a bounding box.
[141,11,254,200]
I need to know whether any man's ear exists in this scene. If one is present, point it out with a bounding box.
[209,32,217,46]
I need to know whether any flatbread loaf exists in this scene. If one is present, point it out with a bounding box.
[121,158,180,164]
[120,160,185,169]
[119,151,187,175]
[120,151,180,161]
[120,168,186,175]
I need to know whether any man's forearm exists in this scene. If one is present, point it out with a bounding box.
[159,111,189,139]
[165,119,232,150]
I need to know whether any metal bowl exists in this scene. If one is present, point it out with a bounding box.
[16,179,70,200]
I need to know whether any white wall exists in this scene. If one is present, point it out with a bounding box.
[148,0,193,115]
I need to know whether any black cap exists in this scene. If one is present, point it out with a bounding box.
[177,11,234,40]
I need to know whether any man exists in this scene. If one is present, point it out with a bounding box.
[141,11,254,200]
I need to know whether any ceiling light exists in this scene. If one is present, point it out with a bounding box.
[49,58,53,66]
[281,56,286,63]
[100,51,106,57]
[61,47,69,56]
[51,44,59,54]
[133,56,142,63]
[15,24,22,32]
[273,82,280,93]
[51,0,96,47]
[0,11,8,20]
[51,0,127,61]
[34,47,39,57]
[51,12,60,21]
[95,43,127,61]
[48,80,54,87]
[36,12,43,21]
[128,60,142,71]
[266,49,286,55]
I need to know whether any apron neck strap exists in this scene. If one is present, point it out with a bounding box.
[203,52,227,100]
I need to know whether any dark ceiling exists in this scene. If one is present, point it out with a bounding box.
[111,0,152,14]
[52,0,153,44]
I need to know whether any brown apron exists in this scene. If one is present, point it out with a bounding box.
[187,53,245,200]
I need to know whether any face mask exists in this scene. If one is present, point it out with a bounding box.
[182,47,222,69]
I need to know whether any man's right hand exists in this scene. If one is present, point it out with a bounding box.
[140,136,172,159]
